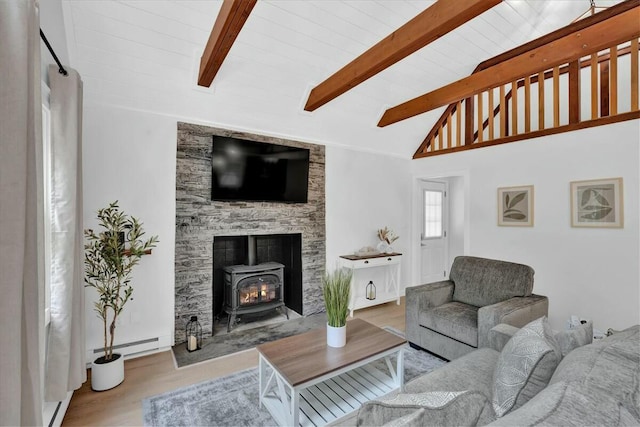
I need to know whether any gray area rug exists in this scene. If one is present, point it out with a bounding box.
[146,328,446,426]
[172,313,328,368]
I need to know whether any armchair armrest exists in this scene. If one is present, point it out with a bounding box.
[405,281,453,346]
[477,294,548,348]
[488,323,520,352]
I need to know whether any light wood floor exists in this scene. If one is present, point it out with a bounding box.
[62,298,406,426]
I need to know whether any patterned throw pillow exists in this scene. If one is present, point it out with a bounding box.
[492,316,562,417]
[554,320,593,357]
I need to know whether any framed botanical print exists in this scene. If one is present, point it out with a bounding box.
[498,185,534,227]
[571,177,623,228]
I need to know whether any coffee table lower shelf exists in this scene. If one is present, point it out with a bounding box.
[259,348,403,427]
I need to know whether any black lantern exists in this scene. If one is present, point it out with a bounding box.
[185,316,202,352]
[366,281,376,300]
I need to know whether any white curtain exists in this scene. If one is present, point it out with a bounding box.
[44,65,86,401]
[0,0,44,425]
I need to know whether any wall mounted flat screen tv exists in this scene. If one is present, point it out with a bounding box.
[211,136,310,203]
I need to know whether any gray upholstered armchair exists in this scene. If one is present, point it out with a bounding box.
[406,256,548,360]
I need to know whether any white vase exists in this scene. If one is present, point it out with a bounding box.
[376,241,390,253]
[91,353,125,391]
[327,324,347,348]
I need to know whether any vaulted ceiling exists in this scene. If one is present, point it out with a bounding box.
[60,0,624,158]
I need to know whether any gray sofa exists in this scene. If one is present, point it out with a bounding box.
[355,322,640,426]
[406,256,548,360]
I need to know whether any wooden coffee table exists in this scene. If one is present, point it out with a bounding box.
[256,318,406,426]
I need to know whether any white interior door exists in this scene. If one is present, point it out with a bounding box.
[420,180,449,284]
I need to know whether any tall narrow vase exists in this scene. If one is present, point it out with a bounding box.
[327,324,346,348]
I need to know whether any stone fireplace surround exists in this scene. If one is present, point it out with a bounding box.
[175,122,326,343]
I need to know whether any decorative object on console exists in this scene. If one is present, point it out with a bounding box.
[497,185,534,226]
[185,316,202,352]
[377,226,399,253]
[84,201,158,391]
[570,177,623,228]
[322,268,352,347]
[366,281,376,300]
[355,246,379,256]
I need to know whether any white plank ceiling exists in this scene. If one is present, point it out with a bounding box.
[61,0,623,158]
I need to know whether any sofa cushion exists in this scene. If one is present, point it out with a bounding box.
[619,405,640,427]
[449,256,534,307]
[492,316,561,417]
[404,347,499,399]
[419,302,479,347]
[554,320,593,357]
[487,381,630,426]
[623,366,640,422]
[550,325,640,406]
[357,391,490,427]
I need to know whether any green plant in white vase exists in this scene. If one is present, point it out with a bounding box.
[322,268,352,347]
[84,201,158,390]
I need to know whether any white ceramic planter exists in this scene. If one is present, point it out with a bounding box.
[91,353,124,391]
[327,324,347,348]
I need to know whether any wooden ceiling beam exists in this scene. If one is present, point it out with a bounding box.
[475,0,639,73]
[303,0,501,112]
[379,0,640,127]
[198,0,257,87]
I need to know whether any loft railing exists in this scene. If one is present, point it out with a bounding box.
[414,37,640,159]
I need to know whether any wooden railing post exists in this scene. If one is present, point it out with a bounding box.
[569,60,581,124]
[601,61,610,117]
[632,38,639,111]
[464,97,474,145]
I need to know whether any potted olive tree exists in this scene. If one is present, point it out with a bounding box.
[322,268,352,347]
[84,201,158,391]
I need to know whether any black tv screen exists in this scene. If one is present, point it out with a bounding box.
[211,136,310,203]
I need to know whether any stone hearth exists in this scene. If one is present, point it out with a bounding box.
[174,122,325,343]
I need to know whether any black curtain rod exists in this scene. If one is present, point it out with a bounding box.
[40,29,68,76]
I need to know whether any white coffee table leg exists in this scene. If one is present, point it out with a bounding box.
[259,355,266,407]
[291,390,300,426]
[385,348,405,391]
[397,349,404,390]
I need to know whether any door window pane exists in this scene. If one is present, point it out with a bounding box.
[423,190,443,239]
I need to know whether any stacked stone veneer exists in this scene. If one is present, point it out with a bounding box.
[175,122,326,343]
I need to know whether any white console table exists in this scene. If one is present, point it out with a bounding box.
[339,253,402,316]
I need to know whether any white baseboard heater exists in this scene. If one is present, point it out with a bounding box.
[86,335,171,364]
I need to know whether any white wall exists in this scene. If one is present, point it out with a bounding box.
[445,176,466,263]
[82,103,177,351]
[81,102,413,351]
[325,146,412,288]
[411,119,640,332]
